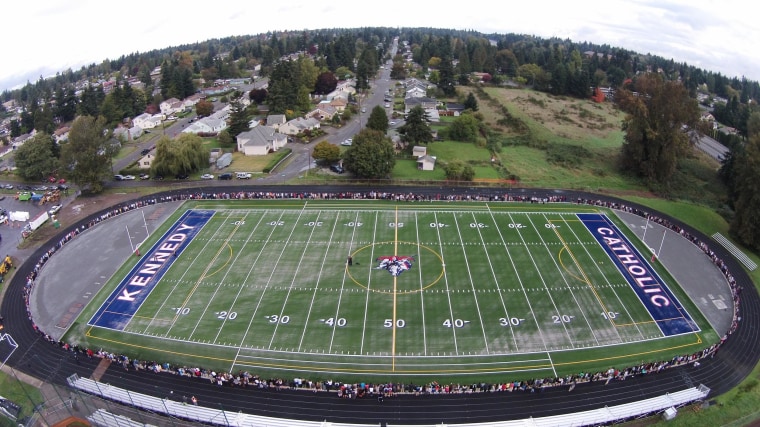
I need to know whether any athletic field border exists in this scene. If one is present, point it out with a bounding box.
[2,185,757,425]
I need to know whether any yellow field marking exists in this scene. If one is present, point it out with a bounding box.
[199,242,233,279]
[552,220,618,326]
[345,241,445,294]
[168,216,246,325]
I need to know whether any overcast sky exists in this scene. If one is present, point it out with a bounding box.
[2,0,757,92]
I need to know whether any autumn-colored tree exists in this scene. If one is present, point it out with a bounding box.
[196,99,214,117]
[311,140,341,166]
[617,73,699,186]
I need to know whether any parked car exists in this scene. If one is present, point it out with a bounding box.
[341,139,353,146]
[175,174,189,180]
[389,121,396,126]
[330,164,345,174]
[123,175,136,180]
[139,174,150,180]
[236,172,252,179]
[114,174,124,181]
[141,149,151,156]
[218,173,233,180]
[48,204,62,216]
[200,173,214,180]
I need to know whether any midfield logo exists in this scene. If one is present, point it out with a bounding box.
[374,255,414,277]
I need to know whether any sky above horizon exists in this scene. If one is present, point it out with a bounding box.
[2,0,757,92]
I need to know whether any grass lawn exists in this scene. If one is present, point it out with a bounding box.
[392,159,446,180]
[229,151,289,172]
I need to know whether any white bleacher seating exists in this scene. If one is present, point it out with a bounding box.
[68,375,709,427]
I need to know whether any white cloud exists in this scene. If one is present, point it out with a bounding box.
[1,0,757,91]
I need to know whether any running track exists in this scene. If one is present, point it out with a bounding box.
[2,186,757,424]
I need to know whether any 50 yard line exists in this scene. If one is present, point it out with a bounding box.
[392,206,398,371]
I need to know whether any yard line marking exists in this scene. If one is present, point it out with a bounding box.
[546,351,557,378]
[451,213,490,353]
[433,211,459,354]
[165,212,247,337]
[486,206,548,351]
[359,211,380,355]
[230,211,292,370]
[392,206,399,371]
[298,210,340,350]
[508,212,575,347]
[141,210,228,335]
[413,212,428,355]
[526,214,600,346]
[209,213,268,344]
[556,215,642,340]
[471,211,518,351]
[267,207,313,349]
[330,211,361,352]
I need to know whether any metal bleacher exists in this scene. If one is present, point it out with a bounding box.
[712,232,757,271]
[68,374,710,427]
[87,408,158,427]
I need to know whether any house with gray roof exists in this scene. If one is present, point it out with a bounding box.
[236,126,287,156]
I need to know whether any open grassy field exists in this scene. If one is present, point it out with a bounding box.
[66,200,716,384]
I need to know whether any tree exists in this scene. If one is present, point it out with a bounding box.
[195,99,214,117]
[150,134,209,178]
[343,129,395,179]
[447,113,481,143]
[399,106,433,145]
[617,73,699,185]
[438,56,456,96]
[729,135,760,250]
[463,92,479,111]
[311,140,340,165]
[14,132,58,181]
[444,160,475,181]
[314,72,338,95]
[249,88,268,105]
[366,106,389,133]
[226,100,250,138]
[218,129,234,147]
[59,115,117,193]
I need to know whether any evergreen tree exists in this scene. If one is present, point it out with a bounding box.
[366,106,389,133]
[226,100,250,138]
[399,106,433,145]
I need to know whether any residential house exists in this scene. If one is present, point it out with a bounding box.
[279,117,320,136]
[404,97,437,113]
[308,105,337,121]
[113,125,143,141]
[160,98,184,115]
[446,103,466,116]
[417,155,436,171]
[133,113,163,129]
[183,94,203,109]
[266,114,287,130]
[405,86,427,98]
[137,153,155,170]
[412,146,427,158]
[329,98,348,112]
[53,126,70,143]
[236,126,287,156]
[182,117,227,134]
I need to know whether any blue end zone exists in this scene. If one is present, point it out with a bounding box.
[87,209,214,331]
[577,213,698,336]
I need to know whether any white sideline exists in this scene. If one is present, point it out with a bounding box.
[68,375,709,427]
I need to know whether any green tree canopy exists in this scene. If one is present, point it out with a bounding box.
[343,129,395,179]
[617,73,699,186]
[443,160,475,181]
[150,134,209,177]
[366,105,389,133]
[59,115,117,193]
[226,100,250,138]
[311,140,341,166]
[447,113,481,143]
[14,132,59,181]
[398,106,433,145]
[463,92,479,111]
[729,135,760,250]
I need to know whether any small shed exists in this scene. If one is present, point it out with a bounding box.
[216,152,232,169]
[417,155,436,171]
[412,146,427,158]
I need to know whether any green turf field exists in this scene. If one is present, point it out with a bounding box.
[69,200,716,382]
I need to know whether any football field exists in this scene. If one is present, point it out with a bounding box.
[78,201,709,379]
